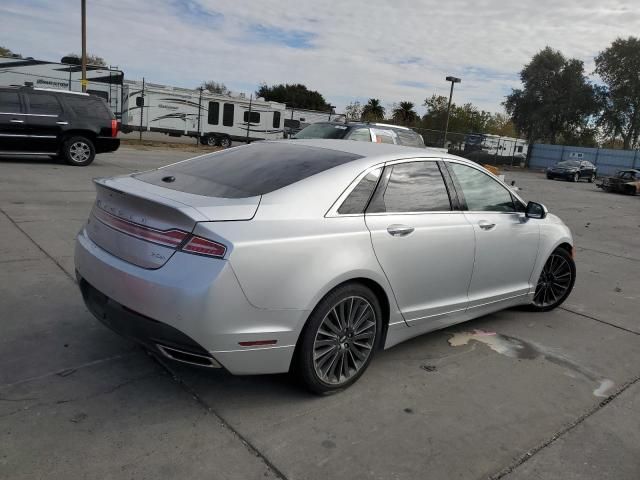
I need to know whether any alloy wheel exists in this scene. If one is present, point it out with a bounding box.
[573,173,579,182]
[70,142,90,163]
[313,296,376,385]
[533,254,573,308]
[206,136,217,146]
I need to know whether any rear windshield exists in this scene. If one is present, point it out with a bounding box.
[396,129,425,148]
[135,142,362,198]
[294,123,350,139]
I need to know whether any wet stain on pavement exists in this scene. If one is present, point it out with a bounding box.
[448,329,615,398]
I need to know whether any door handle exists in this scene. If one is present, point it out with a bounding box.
[56,121,69,125]
[387,224,415,237]
[9,119,24,123]
[478,221,496,231]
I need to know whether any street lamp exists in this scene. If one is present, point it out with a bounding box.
[81,0,87,93]
[443,76,461,148]
[328,104,336,121]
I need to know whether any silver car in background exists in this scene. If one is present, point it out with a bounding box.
[75,140,576,394]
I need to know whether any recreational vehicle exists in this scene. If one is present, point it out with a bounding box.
[121,80,286,147]
[0,56,124,118]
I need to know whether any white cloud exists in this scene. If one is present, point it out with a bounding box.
[1,0,638,114]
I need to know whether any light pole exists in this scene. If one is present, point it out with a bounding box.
[81,0,87,93]
[443,76,461,148]
[328,104,336,121]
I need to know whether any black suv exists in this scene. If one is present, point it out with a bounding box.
[0,86,119,166]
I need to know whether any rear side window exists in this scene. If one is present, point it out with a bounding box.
[28,93,62,115]
[369,161,451,213]
[135,143,363,198]
[223,103,234,126]
[338,169,381,214]
[374,130,395,144]
[0,91,22,112]
[396,130,424,147]
[64,95,111,118]
[273,111,281,128]
[208,102,219,125]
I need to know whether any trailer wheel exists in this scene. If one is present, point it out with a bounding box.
[218,135,232,148]
[205,135,218,147]
[199,136,208,145]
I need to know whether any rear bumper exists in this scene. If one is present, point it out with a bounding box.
[74,227,307,374]
[95,137,120,153]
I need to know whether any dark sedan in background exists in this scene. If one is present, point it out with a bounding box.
[546,160,597,182]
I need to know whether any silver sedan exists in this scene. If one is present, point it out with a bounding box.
[75,140,575,393]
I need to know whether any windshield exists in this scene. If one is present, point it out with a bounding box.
[557,160,580,167]
[294,123,350,139]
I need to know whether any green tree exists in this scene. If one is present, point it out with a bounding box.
[421,95,493,133]
[361,98,385,121]
[392,101,418,125]
[484,113,518,137]
[200,81,229,95]
[344,101,363,121]
[256,83,330,110]
[505,47,598,145]
[0,46,21,58]
[595,36,640,149]
[61,53,107,66]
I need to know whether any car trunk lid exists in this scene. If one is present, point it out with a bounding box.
[87,176,259,269]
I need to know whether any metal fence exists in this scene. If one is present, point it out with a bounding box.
[529,144,640,177]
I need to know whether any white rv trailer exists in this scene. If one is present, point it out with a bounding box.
[121,80,286,146]
[285,107,345,125]
[0,56,124,118]
[464,133,528,157]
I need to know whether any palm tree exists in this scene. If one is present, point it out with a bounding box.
[362,98,385,121]
[392,101,417,125]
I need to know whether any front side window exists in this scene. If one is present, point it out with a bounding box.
[28,94,62,115]
[347,128,371,142]
[369,161,451,213]
[0,91,22,113]
[338,169,381,214]
[449,162,515,212]
[223,103,234,127]
[243,111,260,123]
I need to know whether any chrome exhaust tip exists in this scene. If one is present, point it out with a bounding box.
[156,344,222,368]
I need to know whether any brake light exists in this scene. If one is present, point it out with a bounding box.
[111,119,118,137]
[93,208,188,248]
[181,235,227,258]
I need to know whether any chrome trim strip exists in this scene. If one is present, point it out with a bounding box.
[0,151,57,156]
[0,112,59,117]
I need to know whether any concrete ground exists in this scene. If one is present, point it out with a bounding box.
[0,148,638,480]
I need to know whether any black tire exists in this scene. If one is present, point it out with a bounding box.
[218,135,232,148]
[205,135,217,147]
[295,283,382,395]
[199,136,208,145]
[62,136,95,166]
[572,172,579,182]
[546,174,553,180]
[588,173,596,183]
[527,247,576,312]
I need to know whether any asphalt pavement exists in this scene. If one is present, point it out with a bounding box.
[1,147,638,480]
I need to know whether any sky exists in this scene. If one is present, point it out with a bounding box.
[1,0,639,115]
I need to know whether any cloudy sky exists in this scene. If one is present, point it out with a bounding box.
[1,0,639,114]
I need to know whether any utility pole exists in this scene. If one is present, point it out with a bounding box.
[81,0,87,92]
[246,94,253,144]
[443,76,461,149]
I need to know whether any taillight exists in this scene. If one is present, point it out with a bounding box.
[181,235,226,258]
[111,119,118,137]
[93,208,188,247]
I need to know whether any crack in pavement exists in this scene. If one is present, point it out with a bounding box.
[560,306,640,336]
[0,207,76,284]
[151,353,290,480]
[576,246,640,263]
[487,372,640,480]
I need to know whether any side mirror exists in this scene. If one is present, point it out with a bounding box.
[525,201,547,219]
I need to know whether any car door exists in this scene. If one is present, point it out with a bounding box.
[364,159,475,326]
[24,92,66,153]
[446,161,540,315]
[0,89,27,152]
